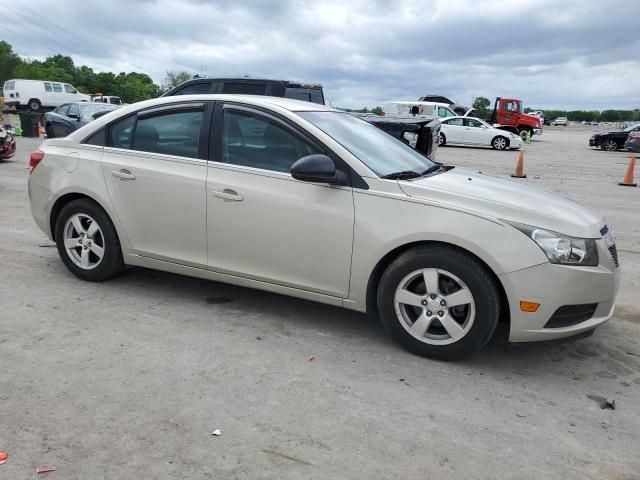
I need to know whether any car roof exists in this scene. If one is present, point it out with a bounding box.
[126,95,337,113]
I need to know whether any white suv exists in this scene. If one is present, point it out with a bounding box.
[27,95,620,360]
[3,79,90,111]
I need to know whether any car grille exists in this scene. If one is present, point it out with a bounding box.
[600,225,619,267]
[544,304,598,329]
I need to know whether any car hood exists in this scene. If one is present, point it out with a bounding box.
[398,168,604,238]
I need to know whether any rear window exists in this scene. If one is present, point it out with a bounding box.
[174,82,212,95]
[4,81,15,90]
[222,82,267,95]
[284,87,324,104]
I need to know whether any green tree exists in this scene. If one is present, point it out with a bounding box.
[371,106,383,115]
[0,40,21,86]
[162,70,192,92]
[472,96,491,120]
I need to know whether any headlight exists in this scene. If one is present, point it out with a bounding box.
[507,223,599,266]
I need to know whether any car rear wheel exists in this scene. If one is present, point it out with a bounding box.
[377,245,500,360]
[491,136,508,150]
[438,133,446,146]
[55,199,124,282]
[602,139,618,151]
[518,128,531,141]
[28,99,41,111]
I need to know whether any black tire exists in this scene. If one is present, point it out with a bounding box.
[438,132,446,146]
[377,245,500,360]
[518,128,531,141]
[601,139,618,152]
[54,198,124,282]
[491,135,509,150]
[28,99,41,111]
[45,125,55,138]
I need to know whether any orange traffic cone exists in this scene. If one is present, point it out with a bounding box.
[511,148,527,178]
[619,155,637,187]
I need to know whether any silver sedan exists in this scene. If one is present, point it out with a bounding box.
[27,95,620,359]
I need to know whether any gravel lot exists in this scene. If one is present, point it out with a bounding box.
[1,129,639,479]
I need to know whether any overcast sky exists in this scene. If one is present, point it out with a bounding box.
[2,0,639,110]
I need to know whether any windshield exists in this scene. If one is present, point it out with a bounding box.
[297,111,435,177]
[624,124,640,132]
[81,104,118,121]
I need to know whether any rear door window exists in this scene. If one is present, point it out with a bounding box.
[444,118,464,126]
[222,82,267,95]
[131,109,204,159]
[52,83,63,93]
[284,87,324,104]
[174,82,212,95]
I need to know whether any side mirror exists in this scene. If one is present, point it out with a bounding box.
[290,154,343,185]
[68,113,79,120]
[92,110,110,120]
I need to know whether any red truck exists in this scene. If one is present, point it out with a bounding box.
[488,97,542,140]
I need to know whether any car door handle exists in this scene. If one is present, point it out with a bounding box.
[112,169,136,180]
[211,189,243,201]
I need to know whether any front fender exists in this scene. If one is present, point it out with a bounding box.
[346,189,547,311]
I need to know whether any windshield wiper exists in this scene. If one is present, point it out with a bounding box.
[381,170,424,180]
[381,164,448,180]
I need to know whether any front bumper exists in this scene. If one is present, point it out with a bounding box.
[500,241,620,342]
[533,128,542,136]
[589,137,601,147]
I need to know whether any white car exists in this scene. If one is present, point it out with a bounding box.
[552,117,568,126]
[3,79,90,111]
[27,95,619,360]
[439,116,523,150]
[382,101,456,120]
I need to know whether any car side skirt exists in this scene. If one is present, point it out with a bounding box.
[126,254,346,309]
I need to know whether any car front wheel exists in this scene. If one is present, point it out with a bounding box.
[55,199,124,282]
[491,136,508,150]
[377,245,500,360]
[602,139,618,151]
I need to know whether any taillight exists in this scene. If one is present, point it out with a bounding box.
[29,149,44,173]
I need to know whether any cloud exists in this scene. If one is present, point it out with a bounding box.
[2,0,639,109]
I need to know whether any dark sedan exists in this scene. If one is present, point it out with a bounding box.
[625,130,640,153]
[589,123,640,151]
[45,102,120,138]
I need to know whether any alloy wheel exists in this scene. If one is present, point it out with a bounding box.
[493,137,507,150]
[63,213,105,270]
[603,140,618,151]
[394,268,476,345]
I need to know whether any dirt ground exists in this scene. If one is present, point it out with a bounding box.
[0,129,639,479]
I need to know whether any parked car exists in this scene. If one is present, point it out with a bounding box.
[589,123,640,151]
[0,126,16,159]
[44,102,120,138]
[624,130,640,153]
[382,101,456,119]
[528,110,545,126]
[162,77,325,104]
[358,115,440,160]
[439,116,523,150]
[27,95,620,360]
[91,95,123,105]
[552,117,568,126]
[3,79,90,111]
[418,95,469,116]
